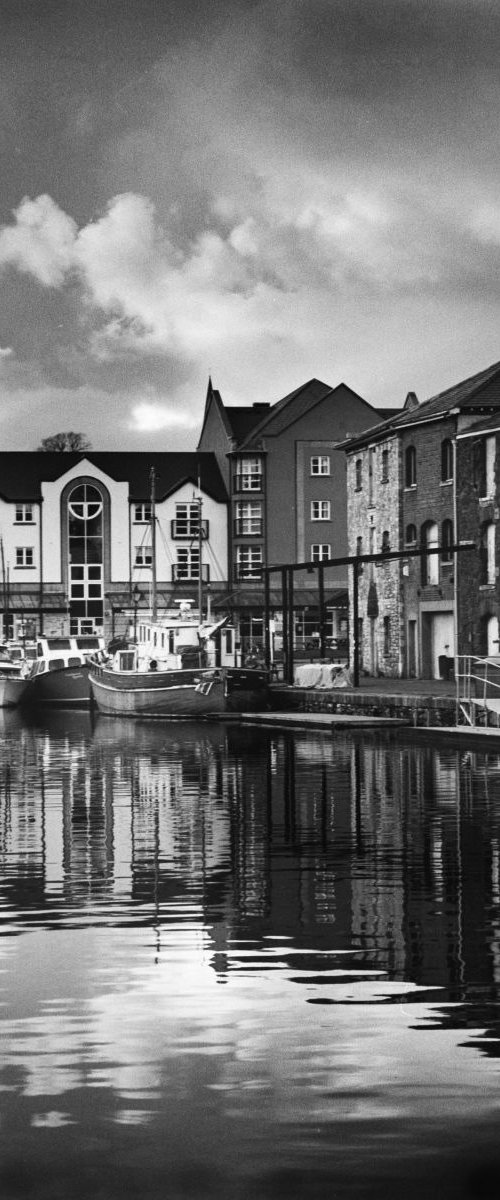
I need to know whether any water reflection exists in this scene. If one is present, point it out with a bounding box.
[1,711,500,1196]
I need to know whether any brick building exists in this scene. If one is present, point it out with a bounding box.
[197,377,391,653]
[341,360,500,679]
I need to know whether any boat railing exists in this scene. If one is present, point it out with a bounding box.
[455,654,500,727]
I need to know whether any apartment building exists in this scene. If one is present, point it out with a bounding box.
[197,377,389,650]
[0,451,228,642]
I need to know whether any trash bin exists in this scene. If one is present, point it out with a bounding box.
[438,654,450,681]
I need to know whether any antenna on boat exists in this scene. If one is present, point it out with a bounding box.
[150,466,157,621]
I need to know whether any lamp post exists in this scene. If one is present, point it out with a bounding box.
[133,586,141,644]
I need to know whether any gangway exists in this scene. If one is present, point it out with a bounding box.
[456,655,500,727]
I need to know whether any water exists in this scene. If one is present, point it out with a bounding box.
[1,709,500,1198]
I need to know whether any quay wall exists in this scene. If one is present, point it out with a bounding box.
[270,686,458,727]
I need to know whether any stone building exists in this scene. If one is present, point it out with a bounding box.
[341,360,500,679]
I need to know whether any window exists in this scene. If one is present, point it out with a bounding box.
[235,546,263,580]
[135,545,152,567]
[175,547,200,580]
[311,500,331,521]
[405,523,417,545]
[15,503,34,523]
[480,522,496,585]
[235,501,262,535]
[310,455,330,476]
[475,437,496,499]
[441,439,453,483]
[405,445,416,488]
[421,521,439,585]
[383,616,391,657]
[355,535,364,574]
[381,530,390,553]
[15,546,34,567]
[441,519,454,564]
[235,457,262,492]
[355,459,362,490]
[133,503,151,523]
[174,502,200,538]
[381,448,389,483]
[311,544,331,562]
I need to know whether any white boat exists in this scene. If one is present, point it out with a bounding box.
[20,635,106,708]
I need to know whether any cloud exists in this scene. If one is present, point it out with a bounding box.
[0,194,77,286]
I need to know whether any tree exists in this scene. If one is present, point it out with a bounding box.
[37,432,92,452]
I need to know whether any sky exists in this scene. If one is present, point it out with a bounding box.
[1,0,500,451]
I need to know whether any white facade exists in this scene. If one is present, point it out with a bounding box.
[0,455,229,640]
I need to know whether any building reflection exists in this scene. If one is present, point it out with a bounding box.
[2,714,500,1050]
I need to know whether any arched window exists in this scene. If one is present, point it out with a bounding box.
[381,448,389,483]
[356,534,364,574]
[405,523,417,545]
[355,459,362,490]
[67,482,104,634]
[421,521,439,585]
[405,445,416,488]
[381,530,390,553]
[441,519,453,564]
[441,439,453,483]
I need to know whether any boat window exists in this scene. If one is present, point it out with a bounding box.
[68,657,81,667]
[118,651,136,671]
[48,659,65,671]
[76,637,100,649]
[47,638,72,650]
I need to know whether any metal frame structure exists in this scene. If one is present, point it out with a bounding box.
[263,542,475,686]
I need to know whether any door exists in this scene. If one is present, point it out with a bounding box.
[430,613,455,679]
[487,615,499,657]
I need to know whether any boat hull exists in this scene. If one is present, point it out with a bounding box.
[20,664,92,708]
[89,664,269,717]
[0,673,28,708]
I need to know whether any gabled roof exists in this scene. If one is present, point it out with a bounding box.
[0,452,228,504]
[196,377,265,448]
[237,378,381,448]
[339,359,500,452]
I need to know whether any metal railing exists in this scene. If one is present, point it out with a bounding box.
[455,654,500,727]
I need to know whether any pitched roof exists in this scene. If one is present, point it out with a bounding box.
[0,452,228,503]
[237,378,382,447]
[339,359,500,451]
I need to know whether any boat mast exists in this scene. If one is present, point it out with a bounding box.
[150,466,157,621]
[198,492,203,621]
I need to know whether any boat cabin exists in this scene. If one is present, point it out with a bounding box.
[26,635,106,678]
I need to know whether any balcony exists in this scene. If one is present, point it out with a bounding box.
[233,474,263,493]
[234,519,263,536]
[234,565,263,582]
[171,519,209,539]
[172,564,210,582]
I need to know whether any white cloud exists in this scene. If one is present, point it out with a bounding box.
[0,194,77,286]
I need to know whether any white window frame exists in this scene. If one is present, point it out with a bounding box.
[15,503,34,523]
[236,545,263,579]
[235,501,262,535]
[485,437,496,500]
[311,500,331,521]
[310,455,330,476]
[176,546,200,580]
[133,503,152,523]
[311,544,331,562]
[135,545,152,567]
[236,457,262,491]
[15,546,34,567]
[487,521,496,585]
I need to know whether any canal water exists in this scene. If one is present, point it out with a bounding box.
[0,709,500,1199]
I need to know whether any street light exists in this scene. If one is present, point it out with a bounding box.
[133,586,142,644]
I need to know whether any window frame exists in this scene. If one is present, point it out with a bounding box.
[310,499,331,521]
[310,455,331,476]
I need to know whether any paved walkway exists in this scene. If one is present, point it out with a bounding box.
[271,675,456,698]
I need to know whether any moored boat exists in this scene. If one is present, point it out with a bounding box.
[89,606,269,718]
[20,635,106,709]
